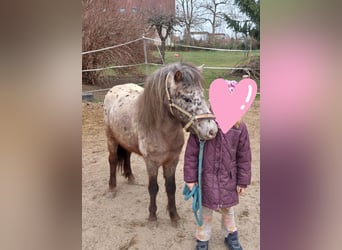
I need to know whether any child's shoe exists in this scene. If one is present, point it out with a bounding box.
[195,239,209,250]
[224,231,242,250]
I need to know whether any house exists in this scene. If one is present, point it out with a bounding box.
[190,32,209,41]
[213,33,226,40]
[190,32,227,42]
[114,0,175,16]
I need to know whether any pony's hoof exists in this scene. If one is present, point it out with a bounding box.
[105,187,117,198]
[147,218,159,228]
[170,213,181,227]
[127,175,135,184]
[170,211,181,222]
[171,215,181,224]
[148,215,157,222]
[171,219,180,228]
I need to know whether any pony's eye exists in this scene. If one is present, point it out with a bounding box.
[183,97,192,103]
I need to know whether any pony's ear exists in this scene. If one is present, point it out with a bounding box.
[197,64,204,73]
[174,70,183,82]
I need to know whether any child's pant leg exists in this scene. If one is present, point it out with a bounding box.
[221,207,237,237]
[195,206,213,241]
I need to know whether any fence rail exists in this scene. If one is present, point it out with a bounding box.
[82,36,256,73]
[82,36,259,101]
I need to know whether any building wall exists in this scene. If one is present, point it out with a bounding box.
[114,0,175,16]
[191,32,209,41]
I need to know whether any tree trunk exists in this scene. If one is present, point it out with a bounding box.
[161,39,166,63]
[184,26,191,45]
[212,15,216,34]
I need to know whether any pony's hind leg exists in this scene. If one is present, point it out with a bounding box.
[117,145,135,183]
[163,161,180,222]
[108,152,118,192]
[106,135,118,192]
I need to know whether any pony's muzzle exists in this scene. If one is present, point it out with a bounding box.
[194,119,218,141]
[208,128,216,137]
[206,122,218,140]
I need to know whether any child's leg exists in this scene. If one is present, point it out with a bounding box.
[221,207,237,237]
[195,206,213,241]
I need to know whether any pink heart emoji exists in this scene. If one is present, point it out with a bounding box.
[209,78,257,133]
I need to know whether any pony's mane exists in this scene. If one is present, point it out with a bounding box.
[137,62,204,132]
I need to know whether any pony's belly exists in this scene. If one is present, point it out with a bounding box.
[109,114,141,154]
[138,129,185,164]
[104,84,143,154]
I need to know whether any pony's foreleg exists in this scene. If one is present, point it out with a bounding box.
[146,162,159,221]
[163,161,180,222]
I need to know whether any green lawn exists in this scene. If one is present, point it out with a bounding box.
[165,50,259,91]
[164,50,259,67]
[106,49,260,92]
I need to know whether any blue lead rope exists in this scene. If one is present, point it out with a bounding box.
[183,140,205,226]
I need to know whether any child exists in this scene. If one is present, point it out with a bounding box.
[184,80,252,250]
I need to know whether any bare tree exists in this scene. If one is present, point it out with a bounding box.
[199,0,231,35]
[176,0,205,45]
[147,12,179,63]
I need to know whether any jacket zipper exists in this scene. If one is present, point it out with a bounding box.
[216,135,224,209]
[217,170,222,209]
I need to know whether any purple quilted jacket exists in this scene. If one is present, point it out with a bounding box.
[184,122,251,210]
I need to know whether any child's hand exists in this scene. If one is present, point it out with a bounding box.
[237,186,246,195]
[186,182,196,191]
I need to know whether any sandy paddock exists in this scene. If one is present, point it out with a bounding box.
[82,99,260,250]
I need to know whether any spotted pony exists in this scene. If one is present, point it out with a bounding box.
[103,62,218,222]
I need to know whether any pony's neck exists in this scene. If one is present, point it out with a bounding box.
[136,92,183,134]
[155,112,184,144]
[159,108,183,130]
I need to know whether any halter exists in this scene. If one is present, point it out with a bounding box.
[165,72,216,130]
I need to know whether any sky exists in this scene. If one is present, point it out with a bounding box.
[175,0,248,38]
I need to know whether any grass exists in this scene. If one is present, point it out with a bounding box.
[165,50,259,67]
[164,50,260,91]
[105,49,260,92]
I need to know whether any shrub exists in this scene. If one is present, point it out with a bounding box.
[82,0,148,85]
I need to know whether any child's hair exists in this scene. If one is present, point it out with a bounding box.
[234,120,241,128]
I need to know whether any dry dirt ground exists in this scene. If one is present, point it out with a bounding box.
[82,98,260,250]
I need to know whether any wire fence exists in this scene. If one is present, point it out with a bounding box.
[82,36,259,101]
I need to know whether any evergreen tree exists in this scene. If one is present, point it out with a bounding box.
[224,0,260,47]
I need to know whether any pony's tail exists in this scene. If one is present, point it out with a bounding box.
[117,145,129,178]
